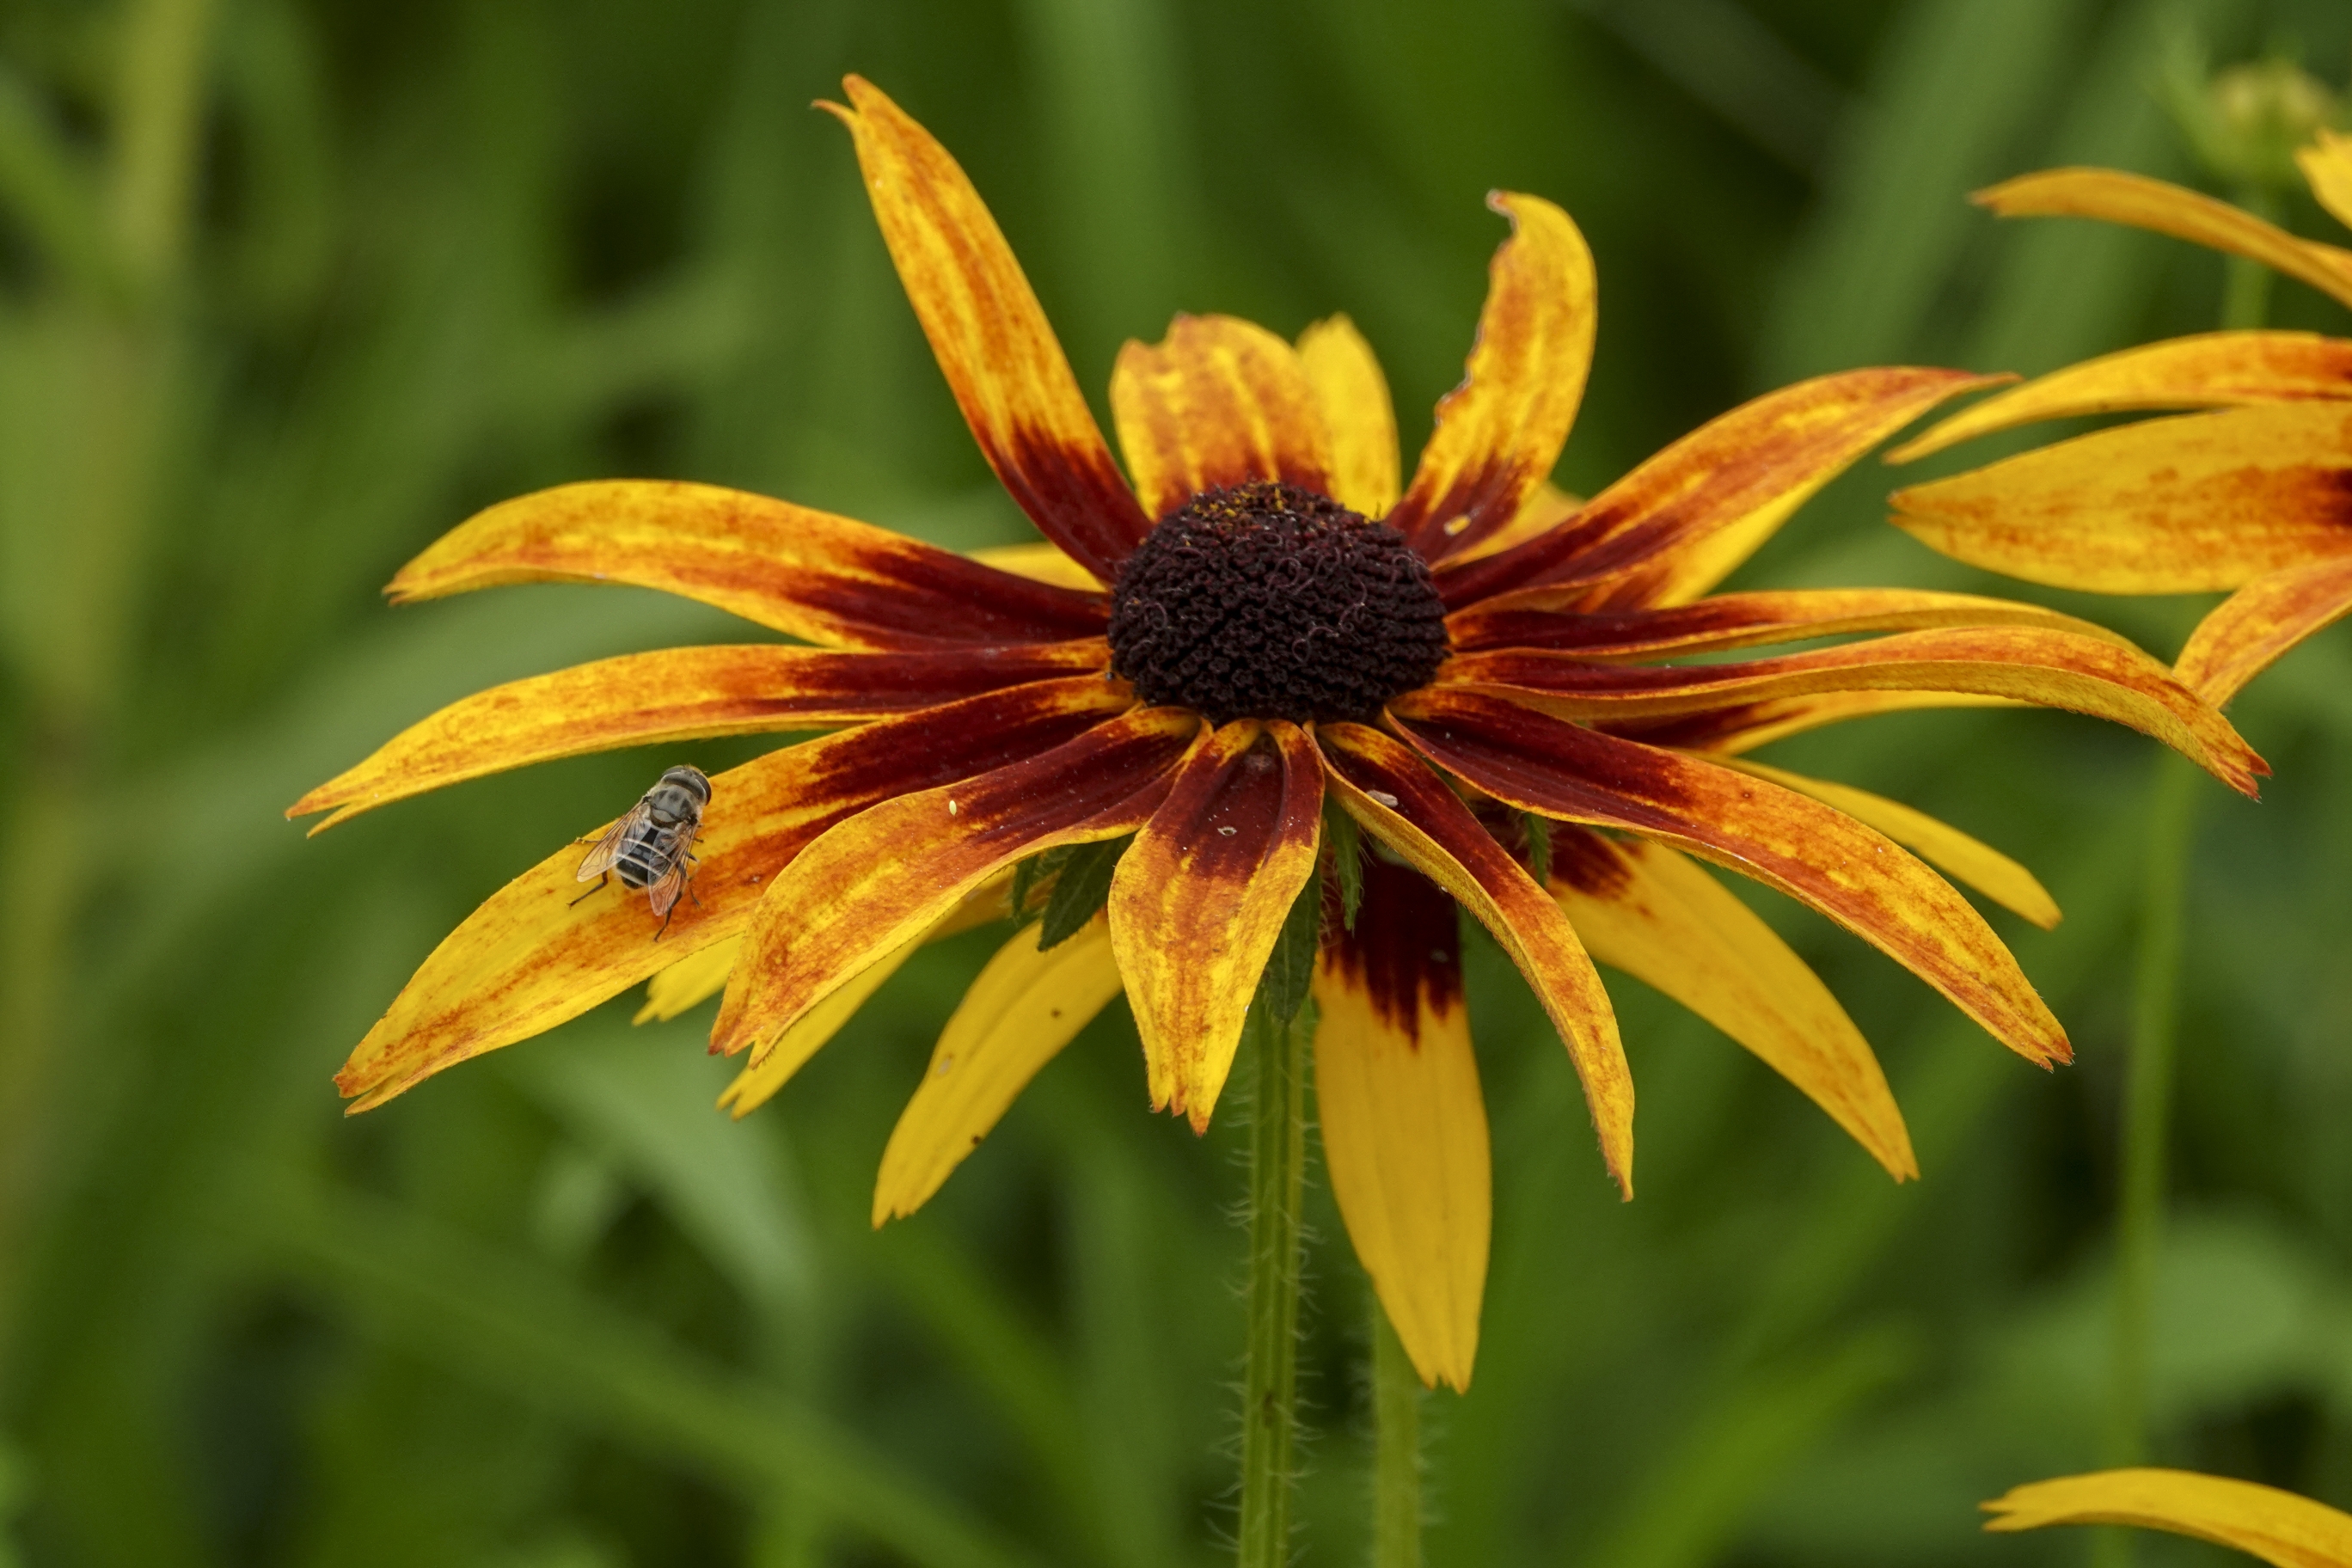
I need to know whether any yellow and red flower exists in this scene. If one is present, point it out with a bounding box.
[1890,132,2352,707]
[296,77,2264,1390]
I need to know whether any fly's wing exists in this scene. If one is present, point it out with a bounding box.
[576,801,652,882]
[644,843,692,917]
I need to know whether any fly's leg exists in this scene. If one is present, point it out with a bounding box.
[568,872,611,909]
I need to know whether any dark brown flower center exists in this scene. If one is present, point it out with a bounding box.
[1106,481,1449,725]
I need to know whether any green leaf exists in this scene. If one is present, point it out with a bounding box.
[1325,802,1363,934]
[1010,843,1076,922]
[1037,836,1128,950]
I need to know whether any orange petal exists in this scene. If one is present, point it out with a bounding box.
[2176,554,2352,707]
[1984,1468,2352,1568]
[1449,585,2123,658]
[718,933,923,1116]
[1110,720,1324,1130]
[1315,722,1633,1195]
[1313,856,1489,1390]
[1438,368,2002,610]
[1550,829,1914,1180]
[1297,315,1400,517]
[391,480,1111,650]
[1387,689,2069,1066]
[1706,756,2058,928]
[2298,131,2352,235]
[643,869,1015,1026]
[1975,167,2352,312]
[824,77,1152,580]
[965,542,1105,591]
[290,641,1111,830]
[333,677,1135,1112]
[1440,626,2266,797]
[1112,314,1334,522]
[1387,194,1596,560]
[1891,332,2352,462]
[711,706,1200,1063]
[1893,403,2352,594]
[872,914,1126,1222]
[1446,480,1582,565]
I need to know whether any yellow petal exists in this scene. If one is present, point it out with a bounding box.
[1984,1468,2352,1568]
[717,936,921,1117]
[636,936,742,1024]
[1552,830,1914,1180]
[1314,857,1491,1390]
[1891,331,2352,462]
[2175,554,2352,707]
[1296,315,1401,517]
[2298,130,2352,236]
[966,542,1105,591]
[1111,720,1324,1130]
[1387,193,1597,560]
[871,916,1126,1222]
[1975,167,2352,311]
[1893,403,2352,594]
[1111,314,1334,521]
[1707,756,2059,929]
[1316,723,1633,1196]
[825,77,1151,579]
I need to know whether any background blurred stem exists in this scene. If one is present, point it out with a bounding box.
[1370,1295,1424,1568]
[1238,1003,1308,1568]
[2097,229,2266,1566]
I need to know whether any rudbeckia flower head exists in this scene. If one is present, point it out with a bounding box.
[1890,131,2352,706]
[296,77,2267,1392]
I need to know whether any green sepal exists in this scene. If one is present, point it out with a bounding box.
[1036,836,1128,950]
[1324,801,1363,934]
[1252,866,1324,1027]
[1522,811,1553,888]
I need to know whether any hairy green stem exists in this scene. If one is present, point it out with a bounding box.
[1370,1296,1424,1568]
[1239,1001,1309,1567]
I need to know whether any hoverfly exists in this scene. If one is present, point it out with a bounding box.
[573,764,710,937]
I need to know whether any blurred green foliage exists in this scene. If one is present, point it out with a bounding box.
[3,0,2351,1564]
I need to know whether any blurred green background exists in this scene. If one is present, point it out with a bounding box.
[3,0,2352,1564]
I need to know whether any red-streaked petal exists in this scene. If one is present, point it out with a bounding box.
[1891,332,2352,462]
[1448,586,2122,658]
[1707,756,2059,928]
[1439,626,2266,796]
[1975,168,2352,312]
[2176,555,2352,707]
[1314,857,1489,1391]
[1387,689,2069,1066]
[291,641,1112,830]
[825,77,1152,579]
[1315,723,1633,1195]
[871,915,1126,1222]
[2300,131,2352,234]
[1446,480,1581,565]
[1111,314,1334,522]
[1892,404,2352,593]
[710,707,1201,1063]
[334,677,1135,1112]
[1110,720,1324,1130]
[1298,315,1401,518]
[1436,367,2002,609]
[1594,691,2025,755]
[1983,1468,2352,1568]
[1550,830,1914,1179]
[391,481,1111,649]
[966,542,1105,591]
[1387,194,1596,560]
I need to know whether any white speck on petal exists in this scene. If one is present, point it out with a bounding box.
[934,1056,954,1077]
[1217,825,1237,836]
[1367,789,1400,808]
[947,798,959,816]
